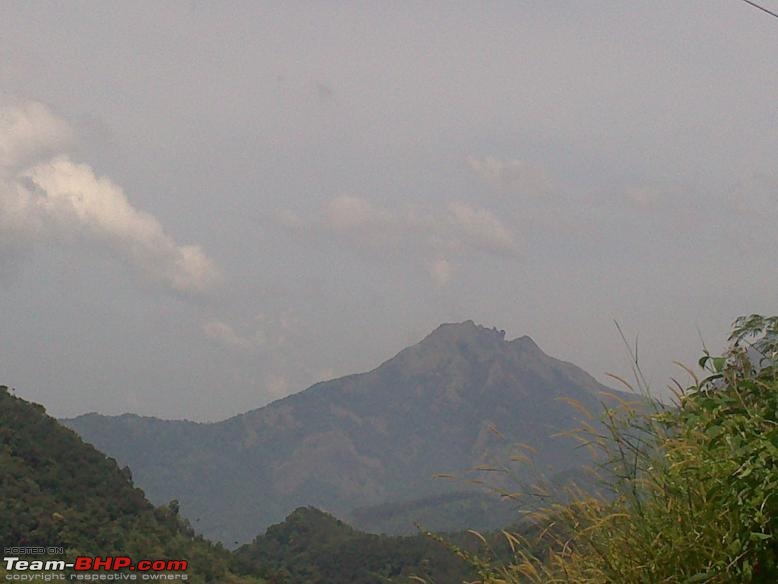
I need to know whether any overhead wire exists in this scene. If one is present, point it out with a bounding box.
[739,0,778,20]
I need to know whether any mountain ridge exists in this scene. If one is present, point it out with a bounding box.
[63,321,630,545]
[68,322,596,425]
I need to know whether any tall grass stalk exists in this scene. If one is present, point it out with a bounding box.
[447,315,778,583]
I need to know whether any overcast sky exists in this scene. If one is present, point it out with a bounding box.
[1,1,777,421]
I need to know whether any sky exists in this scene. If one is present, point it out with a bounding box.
[1,1,777,421]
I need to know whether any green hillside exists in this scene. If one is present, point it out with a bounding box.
[0,385,263,584]
[233,507,474,584]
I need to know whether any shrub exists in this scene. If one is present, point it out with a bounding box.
[463,315,778,583]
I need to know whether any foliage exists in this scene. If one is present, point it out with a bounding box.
[0,386,264,584]
[233,506,474,583]
[456,314,778,583]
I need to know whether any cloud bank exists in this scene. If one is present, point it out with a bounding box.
[0,101,220,295]
[282,194,521,284]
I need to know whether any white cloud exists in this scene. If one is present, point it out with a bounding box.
[202,312,300,353]
[467,156,553,197]
[0,100,220,295]
[282,194,521,284]
[325,194,393,231]
[446,201,520,257]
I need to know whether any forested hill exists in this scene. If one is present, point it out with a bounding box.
[233,506,475,584]
[0,385,262,584]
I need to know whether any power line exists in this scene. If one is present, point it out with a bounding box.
[740,0,778,19]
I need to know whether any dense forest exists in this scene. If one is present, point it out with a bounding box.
[0,385,262,583]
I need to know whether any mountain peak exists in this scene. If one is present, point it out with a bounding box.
[64,321,619,544]
[421,320,506,346]
[284,506,344,527]
[376,321,513,375]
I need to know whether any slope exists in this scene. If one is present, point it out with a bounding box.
[64,321,629,544]
[232,506,473,584]
[0,385,262,583]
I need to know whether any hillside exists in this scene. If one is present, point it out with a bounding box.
[64,321,630,544]
[348,490,517,535]
[0,385,262,584]
[233,506,474,584]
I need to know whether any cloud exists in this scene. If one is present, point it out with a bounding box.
[202,312,300,353]
[0,100,220,295]
[468,156,553,197]
[203,319,257,351]
[446,201,520,257]
[428,257,455,286]
[0,100,72,169]
[282,194,521,284]
[325,194,394,232]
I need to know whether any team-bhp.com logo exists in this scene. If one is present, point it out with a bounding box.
[4,556,188,581]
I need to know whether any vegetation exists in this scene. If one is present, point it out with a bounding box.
[0,384,479,583]
[11,315,778,583]
[233,506,474,584]
[454,315,778,583]
[0,385,264,583]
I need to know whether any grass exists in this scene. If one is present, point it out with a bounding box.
[443,315,778,583]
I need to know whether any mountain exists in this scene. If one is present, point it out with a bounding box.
[348,490,517,535]
[63,321,629,545]
[0,385,263,584]
[232,506,473,583]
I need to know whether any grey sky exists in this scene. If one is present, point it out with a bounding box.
[1,1,776,421]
